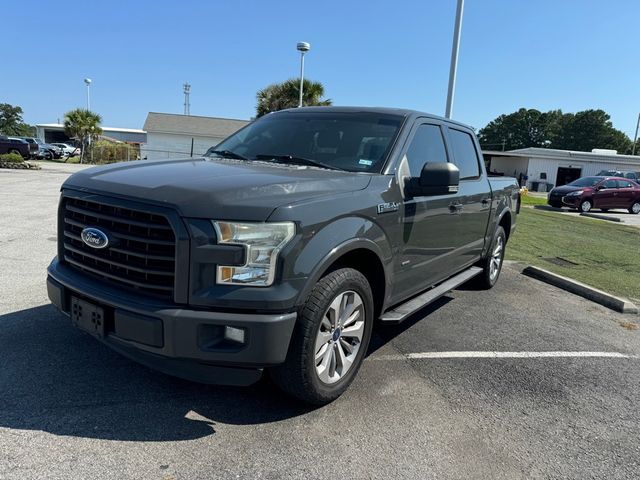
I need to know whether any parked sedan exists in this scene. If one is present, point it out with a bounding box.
[51,143,80,157]
[597,169,640,181]
[548,176,640,214]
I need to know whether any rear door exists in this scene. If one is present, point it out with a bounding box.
[444,126,492,266]
[616,180,636,208]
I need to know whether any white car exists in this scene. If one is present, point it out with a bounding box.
[51,143,80,157]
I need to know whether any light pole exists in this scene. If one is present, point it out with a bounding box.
[632,113,640,155]
[84,78,92,110]
[297,42,310,107]
[445,0,464,119]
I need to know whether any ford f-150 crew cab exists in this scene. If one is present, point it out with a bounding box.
[47,107,519,404]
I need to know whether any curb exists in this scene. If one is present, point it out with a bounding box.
[580,212,623,222]
[522,266,639,314]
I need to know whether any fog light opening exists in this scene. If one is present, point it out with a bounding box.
[224,326,246,344]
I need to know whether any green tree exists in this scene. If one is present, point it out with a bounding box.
[478,108,632,153]
[63,109,103,163]
[552,109,632,153]
[0,103,36,136]
[256,78,331,117]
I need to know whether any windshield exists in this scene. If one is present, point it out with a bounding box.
[568,177,602,187]
[205,111,404,173]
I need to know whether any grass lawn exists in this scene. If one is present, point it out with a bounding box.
[506,201,640,302]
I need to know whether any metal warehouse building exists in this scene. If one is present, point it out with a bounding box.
[141,112,249,160]
[484,147,640,191]
[36,123,147,144]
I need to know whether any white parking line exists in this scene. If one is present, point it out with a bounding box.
[374,351,637,360]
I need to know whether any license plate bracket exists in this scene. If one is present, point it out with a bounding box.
[71,297,105,339]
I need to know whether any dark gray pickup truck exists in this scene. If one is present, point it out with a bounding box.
[47,107,519,404]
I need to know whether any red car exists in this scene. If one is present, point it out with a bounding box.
[548,176,640,214]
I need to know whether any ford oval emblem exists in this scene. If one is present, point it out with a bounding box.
[81,227,109,249]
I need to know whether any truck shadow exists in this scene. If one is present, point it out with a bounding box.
[0,305,314,442]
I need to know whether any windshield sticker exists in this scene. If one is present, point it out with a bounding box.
[359,159,373,166]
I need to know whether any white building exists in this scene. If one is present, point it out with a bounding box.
[484,147,640,191]
[141,112,249,160]
[36,123,147,144]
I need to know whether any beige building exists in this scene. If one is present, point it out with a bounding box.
[141,112,249,160]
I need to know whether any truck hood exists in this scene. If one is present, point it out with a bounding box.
[63,157,372,220]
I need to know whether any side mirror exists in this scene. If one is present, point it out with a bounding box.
[596,185,604,191]
[411,162,460,196]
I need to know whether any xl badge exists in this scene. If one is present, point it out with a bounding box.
[81,227,109,249]
[377,202,399,214]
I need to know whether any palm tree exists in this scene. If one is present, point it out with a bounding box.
[256,78,331,117]
[63,109,103,163]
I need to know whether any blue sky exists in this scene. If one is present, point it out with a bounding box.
[3,0,639,137]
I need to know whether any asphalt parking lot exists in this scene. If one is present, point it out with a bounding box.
[2,163,640,479]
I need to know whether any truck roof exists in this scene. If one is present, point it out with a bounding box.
[275,106,474,131]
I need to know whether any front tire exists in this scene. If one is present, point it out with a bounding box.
[271,268,374,405]
[474,226,506,289]
[580,199,592,212]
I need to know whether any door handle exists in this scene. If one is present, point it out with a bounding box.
[449,202,463,213]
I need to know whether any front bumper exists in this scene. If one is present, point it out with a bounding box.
[47,259,297,386]
[561,195,580,207]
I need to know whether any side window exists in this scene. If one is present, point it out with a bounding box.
[617,180,633,188]
[602,179,617,189]
[405,124,448,177]
[449,129,481,179]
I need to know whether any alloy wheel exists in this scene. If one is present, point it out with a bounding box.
[314,290,365,384]
[489,236,504,281]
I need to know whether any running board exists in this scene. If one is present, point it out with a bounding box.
[379,266,483,324]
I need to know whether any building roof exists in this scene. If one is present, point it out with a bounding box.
[143,112,249,137]
[36,123,145,134]
[484,147,640,166]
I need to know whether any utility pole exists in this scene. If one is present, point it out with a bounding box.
[633,113,640,155]
[183,82,191,115]
[445,0,464,119]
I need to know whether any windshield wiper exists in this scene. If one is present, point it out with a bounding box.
[254,154,345,171]
[207,149,249,160]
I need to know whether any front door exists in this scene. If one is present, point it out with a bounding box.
[393,122,462,300]
[592,178,618,208]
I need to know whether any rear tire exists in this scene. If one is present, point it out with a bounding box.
[630,201,640,215]
[271,268,374,405]
[474,226,506,290]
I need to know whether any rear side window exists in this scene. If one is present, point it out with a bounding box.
[449,129,480,179]
[618,180,633,188]
[405,124,448,177]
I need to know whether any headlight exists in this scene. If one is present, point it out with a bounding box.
[566,190,584,196]
[212,221,295,286]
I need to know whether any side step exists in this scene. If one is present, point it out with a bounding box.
[379,266,483,324]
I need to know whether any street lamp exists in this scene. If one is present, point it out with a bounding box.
[84,78,92,111]
[296,42,310,108]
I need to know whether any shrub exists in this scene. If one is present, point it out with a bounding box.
[89,140,140,164]
[0,153,24,163]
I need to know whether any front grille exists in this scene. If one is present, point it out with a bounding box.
[62,196,176,299]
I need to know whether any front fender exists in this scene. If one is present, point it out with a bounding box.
[290,216,393,308]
